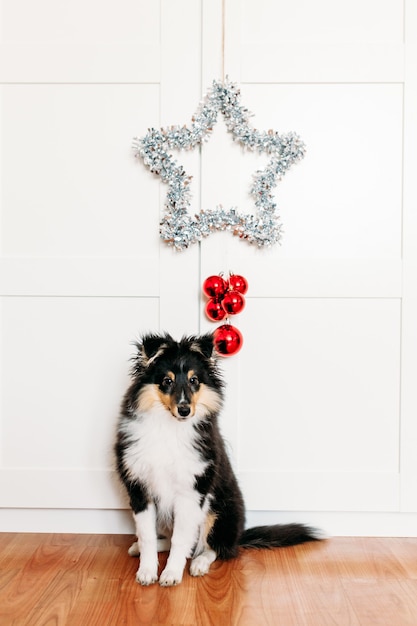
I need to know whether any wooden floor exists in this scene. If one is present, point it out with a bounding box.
[1,534,417,625]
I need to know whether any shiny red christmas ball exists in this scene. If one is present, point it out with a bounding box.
[228,274,248,294]
[213,324,243,356]
[222,291,246,315]
[205,298,227,321]
[202,275,227,298]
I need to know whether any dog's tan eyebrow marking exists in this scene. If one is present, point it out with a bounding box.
[187,370,196,380]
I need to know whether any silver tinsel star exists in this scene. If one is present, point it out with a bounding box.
[133,78,305,250]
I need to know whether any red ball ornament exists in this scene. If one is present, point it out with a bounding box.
[205,298,227,321]
[222,290,246,315]
[228,274,248,294]
[213,324,243,356]
[202,275,227,298]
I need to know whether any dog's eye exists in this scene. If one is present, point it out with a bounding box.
[162,377,173,387]
[189,375,199,386]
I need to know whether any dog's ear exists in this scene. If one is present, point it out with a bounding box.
[190,333,215,360]
[138,333,173,367]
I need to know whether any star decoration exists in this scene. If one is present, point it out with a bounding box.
[133,78,306,250]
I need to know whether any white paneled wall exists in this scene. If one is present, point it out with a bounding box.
[200,0,417,535]
[2,84,160,257]
[1,0,417,536]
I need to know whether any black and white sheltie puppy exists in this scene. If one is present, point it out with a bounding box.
[115,332,319,586]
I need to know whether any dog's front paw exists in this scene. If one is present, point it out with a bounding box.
[159,567,183,587]
[136,566,158,586]
[190,554,211,577]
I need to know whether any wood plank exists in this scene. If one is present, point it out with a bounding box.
[1,534,417,625]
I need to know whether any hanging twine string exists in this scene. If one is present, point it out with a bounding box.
[222,0,225,81]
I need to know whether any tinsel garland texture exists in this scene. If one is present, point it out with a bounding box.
[133,79,305,251]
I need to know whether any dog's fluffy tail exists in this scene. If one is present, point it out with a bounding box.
[239,523,321,549]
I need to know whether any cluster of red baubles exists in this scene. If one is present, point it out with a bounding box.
[202,273,248,357]
[203,274,247,321]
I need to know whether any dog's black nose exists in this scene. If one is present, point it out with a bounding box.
[177,404,191,417]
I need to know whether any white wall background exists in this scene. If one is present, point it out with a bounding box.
[1,0,417,537]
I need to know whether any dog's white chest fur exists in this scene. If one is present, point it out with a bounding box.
[123,405,207,514]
